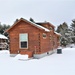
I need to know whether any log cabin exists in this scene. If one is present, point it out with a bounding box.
[6,18,60,58]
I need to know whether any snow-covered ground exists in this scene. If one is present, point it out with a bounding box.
[0,47,75,75]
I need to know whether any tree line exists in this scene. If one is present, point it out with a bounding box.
[56,19,75,46]
[0,23,10,37]
[0,18,75,47]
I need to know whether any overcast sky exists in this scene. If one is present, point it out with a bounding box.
[0,0,75,27]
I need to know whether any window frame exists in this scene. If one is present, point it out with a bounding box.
[43,33,47,39]
[19,33,28,49]
[50,27,52,30]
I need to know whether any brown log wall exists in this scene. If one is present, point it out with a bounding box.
[8,20,60,57]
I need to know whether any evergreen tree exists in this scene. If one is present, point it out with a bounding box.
[56,22,72,46]
[71,37,75,43]
[0,23,10,37]
[0,24,3,34]
[60,38,68,46]
[14,19,19,23]
[3,24,10,37]
[71,19,75,35]
[70,19,75,43]
[29,18,35,23]
[56,22,68,37]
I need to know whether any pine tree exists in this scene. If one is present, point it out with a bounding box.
[0,22,10,37]
[71,19,75,35]
[56,22,72,46]
[70,19,75,43]
[56,22,68,37]
[29,18,35,23]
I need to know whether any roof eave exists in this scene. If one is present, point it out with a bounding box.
[6,18,50,33]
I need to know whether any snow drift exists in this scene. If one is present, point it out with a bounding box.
[14,54,28,60]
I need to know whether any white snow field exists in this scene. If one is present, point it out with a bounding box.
[0,47,75,75]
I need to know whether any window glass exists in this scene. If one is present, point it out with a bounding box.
[21,42,27,48]
[50,27,52,30]
[20,34,28,48]
[43,33,46,38]
[20,34,28,41]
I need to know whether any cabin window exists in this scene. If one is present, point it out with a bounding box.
[19,33,28,48]
[50,27,52,30]
[43,33,46,39]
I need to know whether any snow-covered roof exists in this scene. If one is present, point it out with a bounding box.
[36,22,55,28]
[54,32,61,36]
[6,18,50,32]
[29,21,50,32]
[0,34,8,39]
